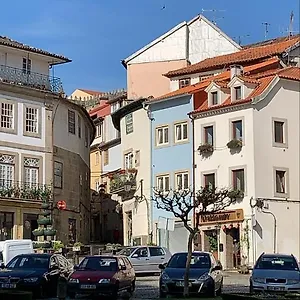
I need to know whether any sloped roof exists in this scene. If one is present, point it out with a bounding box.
[78,89,103,96]
[122,14,241,66]
[0,35,71,64]
[164,35,299,77]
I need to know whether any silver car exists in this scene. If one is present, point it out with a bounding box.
[118,246,172,274]
[250,253,300,294]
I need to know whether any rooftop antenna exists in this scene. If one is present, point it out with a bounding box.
[201,9,226,25]
[289,11,294,37]
[234,34,251,45]
[262,22,271,40]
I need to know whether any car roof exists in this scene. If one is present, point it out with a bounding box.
[83,255,121,259]
[172,251,211,255]
[262,253,294,258]
[17,253,52,257]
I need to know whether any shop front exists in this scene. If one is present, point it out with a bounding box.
[197,209,244,270]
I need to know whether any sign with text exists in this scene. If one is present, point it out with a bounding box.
[199,209,244,225]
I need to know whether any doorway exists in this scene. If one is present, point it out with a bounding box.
[204,230,218,260]
[23,214,38,240]
[225,225,240,268]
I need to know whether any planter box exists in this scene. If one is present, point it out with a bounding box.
[42,210,51,216]
[37,217,52,226]
[44,229,57,236]
[32,229,44,236]
[33,241,51,249]
[41,203,50,209]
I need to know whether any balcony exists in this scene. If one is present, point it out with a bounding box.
[109,169,137,195]
[0,64,63,93]
[0,181,52,201]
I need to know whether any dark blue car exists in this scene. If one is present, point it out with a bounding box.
[159,251,223,298]
[0,253,73,298]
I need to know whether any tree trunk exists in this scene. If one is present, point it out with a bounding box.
[183,232,194,297]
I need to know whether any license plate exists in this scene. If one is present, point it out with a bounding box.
[80,284,96,289]
[176,281,192,287]
[1,283,16,289]
[267,286,285,291]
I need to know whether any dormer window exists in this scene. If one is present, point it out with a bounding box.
[179,78,191,89]
[211,91,218,105]
[234,86,242,100]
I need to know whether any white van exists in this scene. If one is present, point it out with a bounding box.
[0,239,34,266]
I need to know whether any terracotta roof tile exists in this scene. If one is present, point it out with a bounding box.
[79,89,103,96]
[165,35,299,77]
[276,66,300,81]
[89,102,110,117]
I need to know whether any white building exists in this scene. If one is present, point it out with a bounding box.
[0,36,94,244]
[191,64,300,269]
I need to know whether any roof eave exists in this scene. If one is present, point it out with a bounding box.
[146,93,190,105]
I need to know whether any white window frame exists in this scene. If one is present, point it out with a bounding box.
[25,107,38,134]
[272,118,288,148]
[0,102,14,130]
[68,110,76,134]
[179,78,191,89]
[156,125,169,146]
[22,58,31,74]
[96,123,103,138]
[175,171,189,190]
[0,154,15,187]
[274,167,289,198]
[156,174,170,193]
[124,152,134,169]
[24,157,39,188]
[174,121,188,143]
[125,113,133,134]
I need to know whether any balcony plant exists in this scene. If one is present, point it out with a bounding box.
[227,139,243,149]
[33,241,51,249]
[40,186,52,201]
[32,228,44,236]
[42,209,51,216]
[44,227,57,236]
[37,217,52,226]
[12,186,21,198]
[52,241,64,252]
[198,143,214,155]
[228,189,244,200]
[41,202,50,209]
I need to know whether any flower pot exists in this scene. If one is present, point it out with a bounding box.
[37,217,52,226]
[32,229,44,236]
[42,210,51,216]
[41,202,50,209]
[33,241,51,249]
[44,228,57,236]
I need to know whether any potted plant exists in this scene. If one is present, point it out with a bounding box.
[228,189,244,199]
[73,242,83,252]
[198,143,214,155]
[42,209,51,216]
[227,139,243,149]
[40,186,52,201]
[52,241,64,252]
[44,227,57,236]
[37,217,52,226]
[32,228,44,236]
[41,202,50,209]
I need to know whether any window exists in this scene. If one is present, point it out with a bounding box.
[0,103,13,129]
[22,58,31,74]
[133,247,148,258]
[68,110,75,134]
[103,150,109,166]
[174,122,188,143]
[149,247,165,257]
[54,161,63,189]
[211,91,218,105]
[96,123,102,138]
[204,125,214,145]
[232,120,243,140]
[0,212,14,241]
[156,126,169,146]
[0,154,15,187]
[85,126,88,147]
[234,86,242,100]
[78,116,81,138]
[124,152,134,169]
[125,113,133,134]
[274,121,284,144]
[175,172,189,190]
[95,152,100,165]
[204,173,215,189]
[25,107,38,133]
[179,78,191,89]
[157,174,170,192]
[24,158,39,188]
[135,150,140,167]
[232,169,245,192]
[275,170,286,194]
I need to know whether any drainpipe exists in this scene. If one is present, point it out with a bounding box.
[188,114,196,251]
[143,102,154,243]
[262,210,277,253]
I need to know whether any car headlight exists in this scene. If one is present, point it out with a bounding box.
[99,278,111,284]
[287,279,300,285]
[23,277,39,283]
[69,278,79,283]
[161,272,170,281]
[198,273,210,281]
[252,277,265,284]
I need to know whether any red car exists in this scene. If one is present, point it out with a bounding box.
[67,255,135,299]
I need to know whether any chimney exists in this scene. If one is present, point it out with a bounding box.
[230,65,243,80]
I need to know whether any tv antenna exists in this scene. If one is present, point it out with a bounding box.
[262,22,271,40]
[289,11,294,37]
[201,9,226,25]
[233,34,251,45]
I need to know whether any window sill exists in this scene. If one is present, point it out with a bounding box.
[155,143,170,149]
[274,192,289,198]
[23,131,41,139]
[174,139,189,146]
[272,142,288,148]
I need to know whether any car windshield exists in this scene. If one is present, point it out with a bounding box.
[256,256,299,271]
[78,257,118,271]
[167,253,211,269]
[118,247,137,257]
[7,256,49,269]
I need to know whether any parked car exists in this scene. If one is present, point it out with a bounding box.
[0,253,73,298]
[250,253,300,294]
[159,251,223,298]
[118,246,172,274]
[67,255,135,299]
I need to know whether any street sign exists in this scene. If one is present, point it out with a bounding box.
[57,200,66,210]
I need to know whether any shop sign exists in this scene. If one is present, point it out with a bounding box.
[199,209,244,225]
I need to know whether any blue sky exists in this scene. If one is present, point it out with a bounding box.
[1,0,299,95]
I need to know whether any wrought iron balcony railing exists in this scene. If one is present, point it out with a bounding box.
[109,169,137,195]
[0,64,63,93]
[0,180,52,201]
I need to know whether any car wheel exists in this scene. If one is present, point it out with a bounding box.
[206,282,216,298]
[110,282,119,300]
[159,289,167,298]
[250,282,254,294]
[67,292,76,299]
[216,280,223,296]
[127,280,135,294]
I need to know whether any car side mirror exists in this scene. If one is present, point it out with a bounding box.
[131,254,138,258]
[120,265,126,270]
[159,264,165,270]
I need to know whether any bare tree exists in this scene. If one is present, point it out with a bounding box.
[153,186,237,297]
